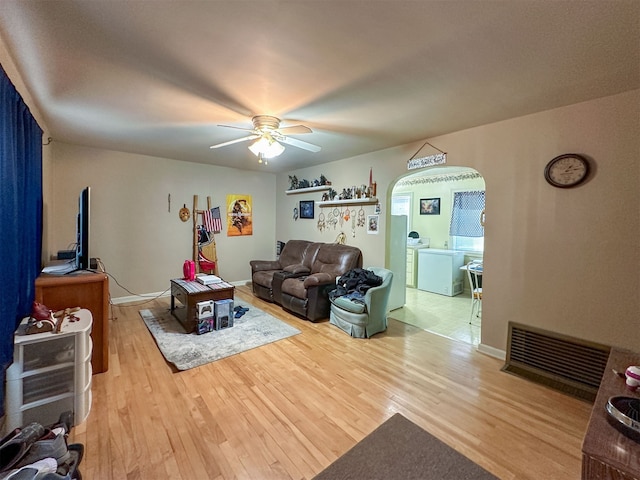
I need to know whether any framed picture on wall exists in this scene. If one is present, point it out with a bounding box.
[300,200,315,219]
[367,214,379,234]
[420,198,440,215]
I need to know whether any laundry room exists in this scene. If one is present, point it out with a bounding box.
[390,166,486,344]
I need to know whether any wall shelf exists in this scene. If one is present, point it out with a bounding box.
[285,186,332,195]
[316,197,378,207]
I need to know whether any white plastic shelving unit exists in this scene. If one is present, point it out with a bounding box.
[5,309,93,433]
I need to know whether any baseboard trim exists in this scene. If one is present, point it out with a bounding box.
[111,280,251,305]
[112,291,170,305]
[477,342,506,360]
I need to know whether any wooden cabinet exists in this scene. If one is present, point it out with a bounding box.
[35,272,109,374]
[582,348,640,480]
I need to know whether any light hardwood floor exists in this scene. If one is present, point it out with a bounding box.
[70,285,592,479]
[390,287,482,345]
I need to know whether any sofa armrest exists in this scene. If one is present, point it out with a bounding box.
[250,260,281,273]
[363,270,393,314]
[303,272,334,287]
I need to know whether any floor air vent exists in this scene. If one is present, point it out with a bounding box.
[502,322,610,402]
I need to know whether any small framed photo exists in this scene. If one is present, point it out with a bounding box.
[367,214,379,234]
[299,200,315,219]
[420,198,440,215]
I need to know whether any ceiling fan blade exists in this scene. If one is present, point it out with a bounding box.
[210,134,259,149]
[275,125,312,135]
[217,124,257,132]
[277,135,321,153]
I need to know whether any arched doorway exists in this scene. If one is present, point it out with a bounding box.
[387,165,486,345]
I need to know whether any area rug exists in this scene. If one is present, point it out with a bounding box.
[139,306,301,371]
[313,413,498,480]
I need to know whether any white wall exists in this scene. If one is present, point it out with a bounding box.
[276,90,640,353]
[48,143,276,299]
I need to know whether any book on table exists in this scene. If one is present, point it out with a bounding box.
[196,274,223,285]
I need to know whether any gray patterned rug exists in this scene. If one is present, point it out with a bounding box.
[139,306,301,371]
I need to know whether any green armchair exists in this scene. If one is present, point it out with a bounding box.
[329,267,393,338]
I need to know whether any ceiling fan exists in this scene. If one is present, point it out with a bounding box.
[210,115,321,164]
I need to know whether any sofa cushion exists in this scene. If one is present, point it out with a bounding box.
[278,240,312,267]
[278,240,322,269]
[283,263,311,274]
[332,296,366,314]
[281,277,308,299]
[252,269,281,288]
[311,244,363,276]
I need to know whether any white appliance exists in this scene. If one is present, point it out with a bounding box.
[387,215,407,310]
[417,249,465,296]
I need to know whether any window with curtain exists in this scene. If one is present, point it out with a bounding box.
[0,63,43,415]
[449,190,485,252]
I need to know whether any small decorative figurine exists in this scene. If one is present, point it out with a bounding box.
[625,366,640,391]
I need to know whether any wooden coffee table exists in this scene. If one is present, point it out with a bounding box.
[170,278,235,333]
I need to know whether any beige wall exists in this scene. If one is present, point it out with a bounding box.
[47,143,276,299]
[276,90,640,354]
[4,27,638,353]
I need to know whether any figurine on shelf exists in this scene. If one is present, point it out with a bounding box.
[289,175,299,190]
[625,366,640,391]
[26,301,55,334]
[320,174,331,186]
[298,178,310,189]
[339,188,353,200]
[328,188,337,200]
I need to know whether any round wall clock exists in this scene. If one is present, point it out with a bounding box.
[544,153,590,188]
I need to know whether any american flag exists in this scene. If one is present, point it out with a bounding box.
[203,207,222,233]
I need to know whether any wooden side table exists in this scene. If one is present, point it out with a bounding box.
[582,348,640,479]
[170,278,235,333]
[35,272,109,374]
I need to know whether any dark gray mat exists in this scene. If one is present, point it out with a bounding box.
[313,413,498,480]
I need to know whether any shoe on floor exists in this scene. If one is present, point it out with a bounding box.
[233,306,249,318]
[15,431,71,470]
[0,423,45,472]
[234,308,249,318]
[2,457,57,480]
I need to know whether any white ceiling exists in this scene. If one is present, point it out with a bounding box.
[1,1,638,173]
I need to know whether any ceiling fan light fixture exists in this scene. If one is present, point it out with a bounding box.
[248,136,285,159]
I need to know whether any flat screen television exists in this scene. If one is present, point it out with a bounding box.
[75,186,90,270]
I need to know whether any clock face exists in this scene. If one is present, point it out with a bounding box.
[544,154,590,188]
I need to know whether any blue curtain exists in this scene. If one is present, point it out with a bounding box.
[449,191,485,237]
[0,63,43,415]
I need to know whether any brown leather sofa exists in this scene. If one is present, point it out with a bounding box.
[250,240,363,321]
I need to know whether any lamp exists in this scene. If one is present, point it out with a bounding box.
[248,135,285,160]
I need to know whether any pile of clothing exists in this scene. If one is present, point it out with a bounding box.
[0,412,83,480]
[329,268,383,310]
